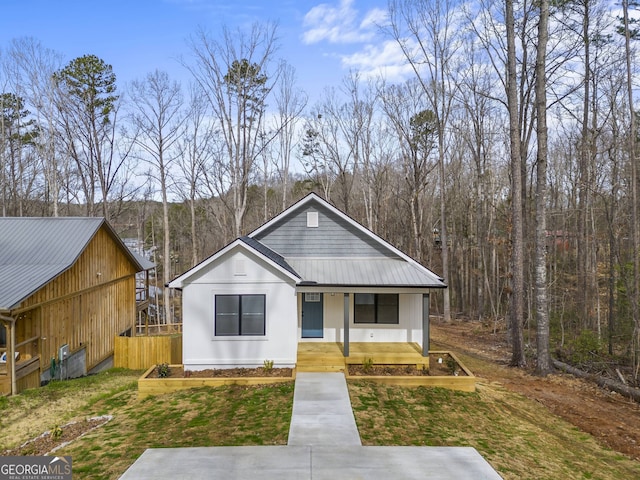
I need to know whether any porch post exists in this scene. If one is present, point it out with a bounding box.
[422,293,430,357]
[1,313,17,396]
[343,293,350,357]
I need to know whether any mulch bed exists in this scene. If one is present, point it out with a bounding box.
[156,365,293,379]
[348,355,467,377]
[1,416,111,456]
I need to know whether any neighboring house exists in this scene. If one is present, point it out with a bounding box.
[169,193,446,371]
[0,217,153,395]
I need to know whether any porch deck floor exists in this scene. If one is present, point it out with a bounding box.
[296,342,428,372]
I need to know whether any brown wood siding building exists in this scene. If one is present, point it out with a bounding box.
[0,218,150,395]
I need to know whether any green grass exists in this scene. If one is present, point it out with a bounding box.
[348,381,640,480]
[60,381,294,478]
[3,365,640,480]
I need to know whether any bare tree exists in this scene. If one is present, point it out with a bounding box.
[273,63,307,210]
[505,0,527,367]
[386,0,458,321]
[621,0,640,378]
[300,111,334,202]
[177,83,215,267]
[185,22,282,238]
[128,69,185,325]
[455,38,503,320]
[379,79,437,262]
[3,38,64,216]
[303,79,366,215]
[343,73,378,230]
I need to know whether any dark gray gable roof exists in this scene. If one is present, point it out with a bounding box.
[239,236,299,278]
[0,217,147,311]
[252,197,397,258]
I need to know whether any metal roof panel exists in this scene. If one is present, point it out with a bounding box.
[287,258,446,288]
[0,217,148,310]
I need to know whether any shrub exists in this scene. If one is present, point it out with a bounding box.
[362,357,374,373]
[445,355,459,376]
[262,359,274,372]
[157,363,170,378]
[51,425,63,439]
[568,330,602,365]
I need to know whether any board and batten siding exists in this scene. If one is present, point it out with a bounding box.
[255,200,396,258]
[181,246,298,370]
[299,293,424,345]
[13,226,138,374]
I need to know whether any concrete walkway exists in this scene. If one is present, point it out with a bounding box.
[288,372,361,446]
[119,372,502,479]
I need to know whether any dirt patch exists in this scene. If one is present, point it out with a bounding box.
[154,365,293,378]
[1,416,111,456]
[431,319,640,461]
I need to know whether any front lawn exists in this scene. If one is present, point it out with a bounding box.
[2,367,639,480]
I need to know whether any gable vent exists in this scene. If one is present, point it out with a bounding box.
[234,259,246,276]
[307,211,319,228]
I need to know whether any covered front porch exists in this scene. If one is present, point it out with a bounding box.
[297,289,432,360]
[296,342,430,372]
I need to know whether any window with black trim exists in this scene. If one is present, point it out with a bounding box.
[215,294,265,336]
[354,293,399,324]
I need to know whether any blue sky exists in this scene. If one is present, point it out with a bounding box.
[0,0,404,104]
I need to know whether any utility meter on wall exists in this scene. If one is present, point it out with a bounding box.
[58,343,69,362]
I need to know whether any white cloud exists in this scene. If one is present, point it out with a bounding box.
[340,40,414,83]
[302,0,386,45]
[301,1,417,86]
[360,6,387,30]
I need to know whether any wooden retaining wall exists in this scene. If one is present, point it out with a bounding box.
[138,365,295,399]
[344,351,476,392]
[114,335,182,370]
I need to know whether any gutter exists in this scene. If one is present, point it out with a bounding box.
[0,312,17,396]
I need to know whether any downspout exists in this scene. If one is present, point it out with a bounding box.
[0,312,17,396]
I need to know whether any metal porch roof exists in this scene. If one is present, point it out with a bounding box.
[287,257,446,288]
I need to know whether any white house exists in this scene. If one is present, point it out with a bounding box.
[168,193,446,371]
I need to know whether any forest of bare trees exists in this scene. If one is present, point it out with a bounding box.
[2,1,640,385]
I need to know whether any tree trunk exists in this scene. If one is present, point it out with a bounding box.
[162,167,172,326]
[535,0,552,375]
[623,0,640,379]
[439,135,451,322]
[553,359,640,403]
[506,0,526,367]
[190,197,198,267]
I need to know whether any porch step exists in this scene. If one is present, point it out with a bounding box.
[296,364,345,372]
[296,351,345,372]
[295,342,429,372]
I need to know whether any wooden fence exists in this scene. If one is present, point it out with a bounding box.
[114,334,182,370]
[135,322,182,336]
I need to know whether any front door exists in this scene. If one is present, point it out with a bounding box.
[302,292,323,338]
